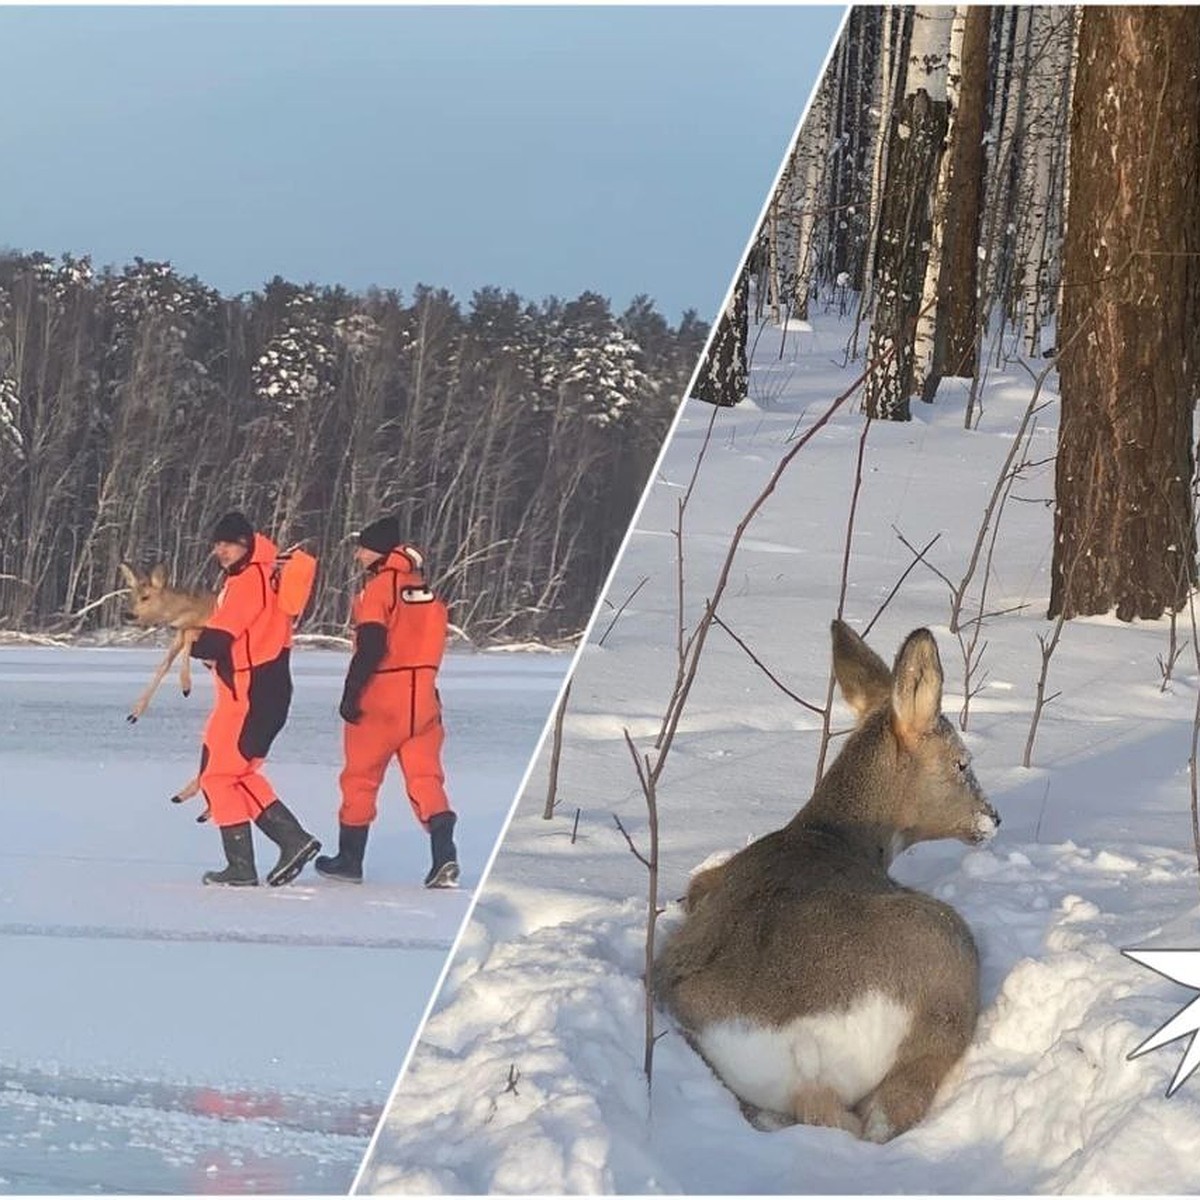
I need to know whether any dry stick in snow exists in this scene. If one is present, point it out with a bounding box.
[1185,584,1200,889]
[950,359,1057,633]
[615,731,663,1088]
[711,612,824,715]
[1021,612,1065,770]
[655,399,723,753]
[815,415,873,784]
[1021,503,1098,769]
[541,678,574,820]
[957,415,1041,730]
[862,532,943,639]
[597,576,650,648]
[1158,509,1195,692]
[1159,604,1185,693]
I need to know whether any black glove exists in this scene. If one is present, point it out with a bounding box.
[340,623,386,725]
[191,628,235,691]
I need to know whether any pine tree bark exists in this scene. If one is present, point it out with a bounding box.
[1050,6,1200,621]
[692,267,749,407]
[864,6,953,421]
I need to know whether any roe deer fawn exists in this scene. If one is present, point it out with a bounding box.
[119,562,217,821]
[653,620,999,1143]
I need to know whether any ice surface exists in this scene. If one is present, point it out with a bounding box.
[0,646,565,1193]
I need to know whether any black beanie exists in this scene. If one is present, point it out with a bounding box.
[212,511,255,547]
[358,516,400,555]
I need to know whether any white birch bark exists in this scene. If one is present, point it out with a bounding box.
[912,5,967,398]
[791,74,833,320]
[859,7,900,322]
[1016,8,1076,356]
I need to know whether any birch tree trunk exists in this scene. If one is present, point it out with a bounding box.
[912,6,968,402]
[864,6,954,421]
[791,72,833,321]
[692,266,749,408]
[932,4,991,387]
[1016,8,1075,356]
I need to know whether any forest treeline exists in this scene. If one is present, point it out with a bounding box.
[697,5,1200,624]
[0,252,706,641]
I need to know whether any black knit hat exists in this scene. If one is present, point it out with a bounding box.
[358,515,400,555]
[212,511,255,547]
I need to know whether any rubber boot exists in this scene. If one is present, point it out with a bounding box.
[315,824,369,884]
[202,822,259,887]
[254,800,321,887]
[424,811,460,889]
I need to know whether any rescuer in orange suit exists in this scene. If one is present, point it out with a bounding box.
[315,516,459,888]
[189,511,321,887]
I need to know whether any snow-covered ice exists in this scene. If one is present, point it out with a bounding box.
[0,646,565,1193]
[357,314,1200,1194]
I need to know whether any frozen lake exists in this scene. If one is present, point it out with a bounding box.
[0,645,566,1193]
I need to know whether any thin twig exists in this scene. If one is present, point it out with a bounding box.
[712,612,825,714]
[816,415,873,781]
[612,812,652,871]
[863,532,943,638]
[893,526,957,592]
[597,578,649,648]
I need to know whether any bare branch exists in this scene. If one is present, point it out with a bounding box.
[863,532,943,638]
[597,578,649,648]
[712,612,825,715]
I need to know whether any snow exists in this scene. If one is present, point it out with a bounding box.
[357,312,1200,1194]
[0,646,565,1193]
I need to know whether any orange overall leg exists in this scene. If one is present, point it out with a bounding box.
[397,678,450,828]
[338,712,399,827]
[199,689,277,828]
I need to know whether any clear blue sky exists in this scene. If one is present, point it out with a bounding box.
[0,6,844,321]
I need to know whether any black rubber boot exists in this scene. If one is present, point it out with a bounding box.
[424,811,460,889]
[202,822,259,887]
[315,824,369,884]
[254,800,321,887]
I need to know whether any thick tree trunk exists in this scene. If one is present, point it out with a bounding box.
[864,7,953,421]
[692,267,749,407]
[1050,6,1200,621]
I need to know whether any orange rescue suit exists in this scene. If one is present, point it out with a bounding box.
[190,533,293,828]
[338,546,450,829]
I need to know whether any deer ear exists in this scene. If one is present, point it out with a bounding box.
[119,563,139,590]
[831,619,892,720]
[149,564,168,589]
[891,628,944,745]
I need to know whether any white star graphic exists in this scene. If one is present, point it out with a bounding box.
[1125,948,1200,1097]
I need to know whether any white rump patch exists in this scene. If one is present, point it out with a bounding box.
[696,991,912,1116]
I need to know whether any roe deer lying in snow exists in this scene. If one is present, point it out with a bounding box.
[653,620,999,1143]
[119,562,217,820]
